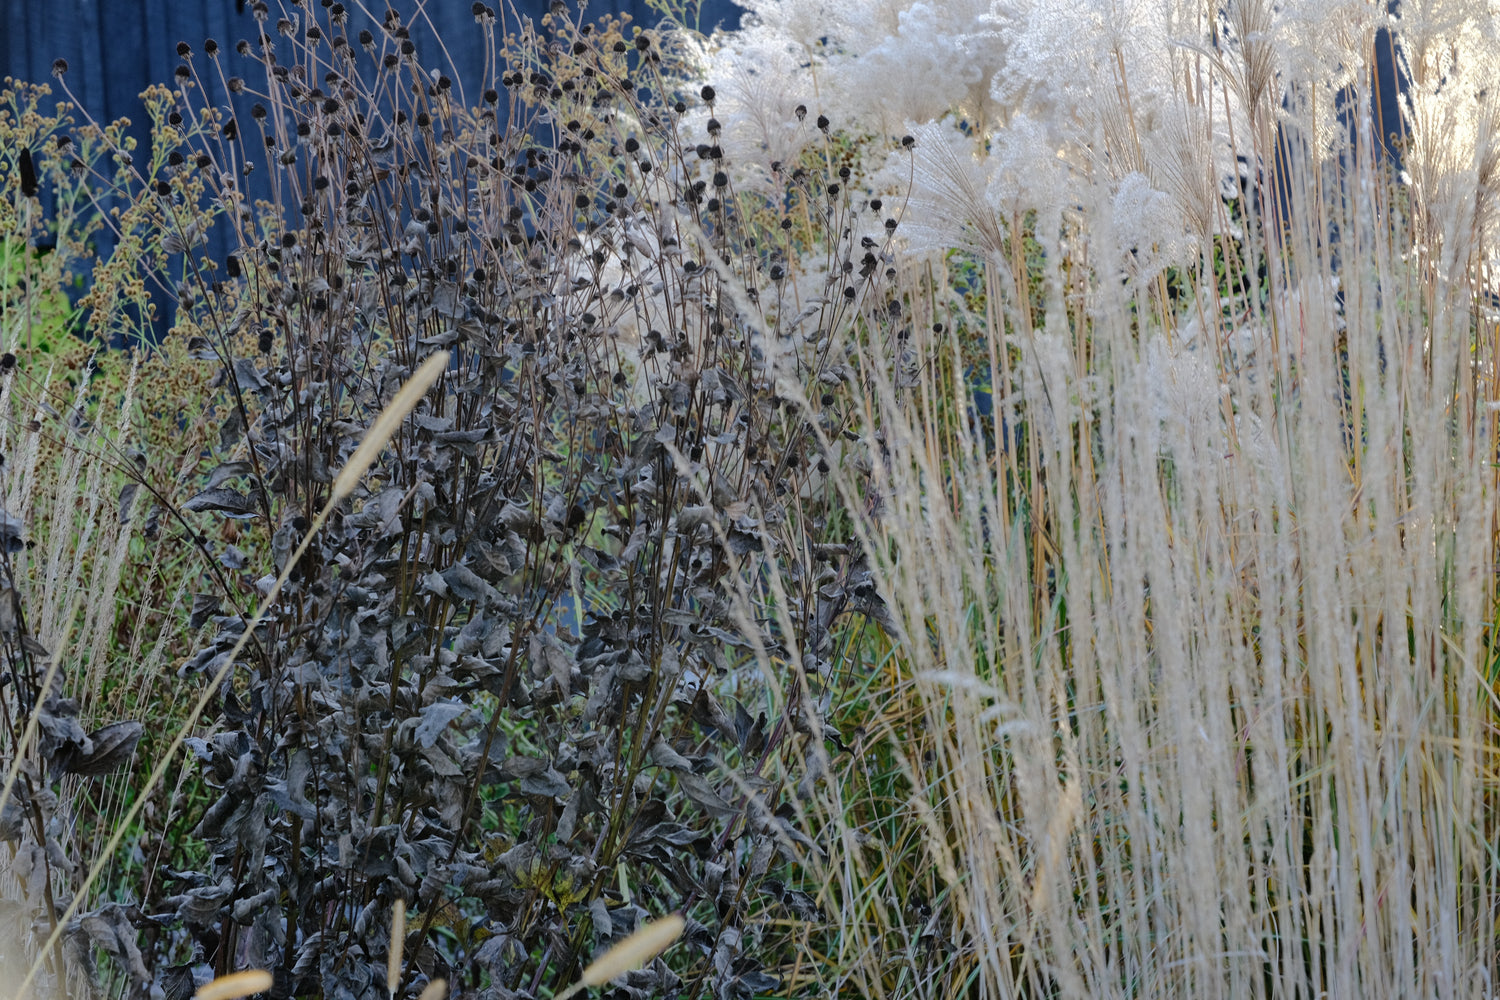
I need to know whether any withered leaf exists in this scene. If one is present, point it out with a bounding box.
[189,593,221,630]
[676,772,739,818]
[413,700,468,747]
[205,461,256,489]
[61,721,144,777]
[118,483,139,525]
[182,487,259,518]
[76,902,151,986]
[442,562,501,604]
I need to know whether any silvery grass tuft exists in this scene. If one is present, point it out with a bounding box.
[684,0,1500,997]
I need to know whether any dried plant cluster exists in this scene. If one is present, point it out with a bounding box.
[4,0,1500,998]
[2,0,916,998]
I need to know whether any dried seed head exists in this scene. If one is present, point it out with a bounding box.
[387,899,406,999]
[18,148,37,198]
[331,352,450,502]
[195,971,273,1000]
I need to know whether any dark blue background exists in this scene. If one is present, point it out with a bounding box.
[1,1,742,343]
[3,2,743,124]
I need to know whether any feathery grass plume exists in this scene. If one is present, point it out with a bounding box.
[387,899,406,999]
[331,352,449,503]
[556,913,685,1000]
[414,980,446,1000]
[675,1,1500,998]
[194,970,272,1000]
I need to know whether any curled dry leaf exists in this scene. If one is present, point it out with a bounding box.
[60,721,144,777]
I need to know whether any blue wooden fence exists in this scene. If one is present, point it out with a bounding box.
[4,1,742,119]
[2,1,742,341]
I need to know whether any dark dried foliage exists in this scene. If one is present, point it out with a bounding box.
[1,2,914,999]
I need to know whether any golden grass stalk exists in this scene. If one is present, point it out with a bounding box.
[415,979,447,1000]
[195,970,273,1000]
[555,913,685,1000]
[388,899,406,999]
[332,351,449,502]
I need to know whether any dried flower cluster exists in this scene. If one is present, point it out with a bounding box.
[0,0,923,995]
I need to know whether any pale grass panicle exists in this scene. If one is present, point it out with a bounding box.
[673,0,1500,996]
